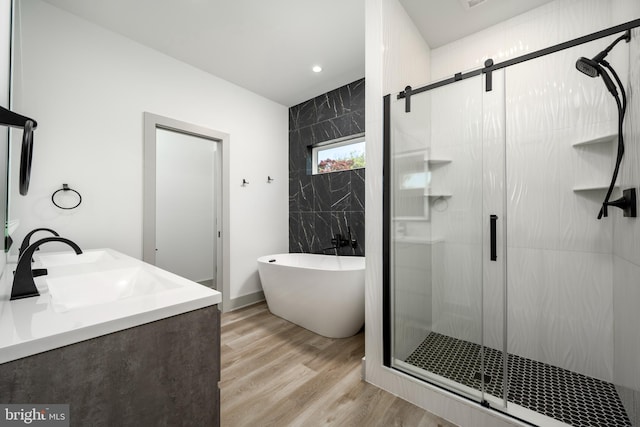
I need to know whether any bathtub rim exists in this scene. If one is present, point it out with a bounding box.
[257,253,365,272]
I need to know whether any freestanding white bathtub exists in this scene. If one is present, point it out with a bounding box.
[257,253,365,338]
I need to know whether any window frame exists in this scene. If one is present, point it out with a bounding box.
[311,133,366,175]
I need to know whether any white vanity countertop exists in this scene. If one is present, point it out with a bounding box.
[0,248,221,364]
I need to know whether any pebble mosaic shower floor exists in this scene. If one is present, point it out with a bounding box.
[405,332,631,426]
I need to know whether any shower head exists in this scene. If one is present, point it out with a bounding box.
[575,57,600,78]
[576,56,618,97]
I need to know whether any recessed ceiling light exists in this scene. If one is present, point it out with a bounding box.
[312,65,322,73]
[459,0,487,9]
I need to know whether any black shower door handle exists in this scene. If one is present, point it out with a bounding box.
[490,215,498,261]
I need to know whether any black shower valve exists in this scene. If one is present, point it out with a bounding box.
[604,188,636,218]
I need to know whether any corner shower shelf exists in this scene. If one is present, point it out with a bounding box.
[571,133,617,147]
[572,184,620,192]
[393,216,429,222]
[393,237,444,245]
[425,158,452,165]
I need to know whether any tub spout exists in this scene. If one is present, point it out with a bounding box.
[321,246,339,255]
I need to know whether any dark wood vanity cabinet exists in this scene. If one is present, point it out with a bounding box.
[0,305,221,427]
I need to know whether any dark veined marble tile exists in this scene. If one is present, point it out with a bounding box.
[289,105,300,131]
[312,172,331,212]
[288,213,304,253]
[299,212,318,254]
[351,109,365,134]
[300,125,318,147]
[289,169,299,212]
[330,211,349,256]
[297,172,313,212]
[289,130,307,171]
[315,93,338,122]
[349,78,365,111]
[312,120,344,144]
[349,211,365,256]
[329,114,352,137]
[297,99,317,129]
[351,168,365,211]
[329,170,351,211]
[299,125,316,146]
[314,212,332,253]
[337,84,352,115]
[331,211,350,237]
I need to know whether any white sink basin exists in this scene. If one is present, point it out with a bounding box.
[34,249,117,267]
[46,266,180,312]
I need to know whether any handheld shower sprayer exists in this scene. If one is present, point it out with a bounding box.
[575,30,631,219]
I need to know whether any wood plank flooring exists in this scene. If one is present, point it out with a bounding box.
[220,302,458,427]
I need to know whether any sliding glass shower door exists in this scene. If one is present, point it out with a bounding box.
[387,28,638,426]
[387,70,507,408]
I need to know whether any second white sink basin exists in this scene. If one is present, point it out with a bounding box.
[34,249,117,267]
[46,266,180,312]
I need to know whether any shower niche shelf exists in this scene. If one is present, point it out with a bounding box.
[572,134,618,193]
[571,133,617,147]
[424,158,452,197]
[393,216,429,221]
[424,193,452,198]
[573,184,620,192]
[425,158,452,165]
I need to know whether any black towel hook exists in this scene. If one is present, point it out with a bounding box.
[51,184,82,210]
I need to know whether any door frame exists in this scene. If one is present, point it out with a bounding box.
[143,112,230,310]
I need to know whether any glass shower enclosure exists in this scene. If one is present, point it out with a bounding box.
[384,22,640,427]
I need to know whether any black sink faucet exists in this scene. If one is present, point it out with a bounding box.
[18,228,60,259]
[11,237,82,301]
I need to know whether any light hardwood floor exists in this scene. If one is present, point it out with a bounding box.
[220,302,458,427]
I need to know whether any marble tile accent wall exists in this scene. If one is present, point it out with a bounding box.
[289,78,365,255]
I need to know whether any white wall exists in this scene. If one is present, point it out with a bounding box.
[613,3,640,409]
[155,129,215,284]
[8,0,289,302]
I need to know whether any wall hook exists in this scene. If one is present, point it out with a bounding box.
[267,176,275,183]
[242,179,249,186]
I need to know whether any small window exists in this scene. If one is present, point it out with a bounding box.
[312,134,365,174]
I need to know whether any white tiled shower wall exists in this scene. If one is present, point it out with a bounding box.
[613,26,640,422]
[427,0,640,384]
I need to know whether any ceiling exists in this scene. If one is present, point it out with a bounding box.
[399,0,554,48]
[41,0,553,107]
